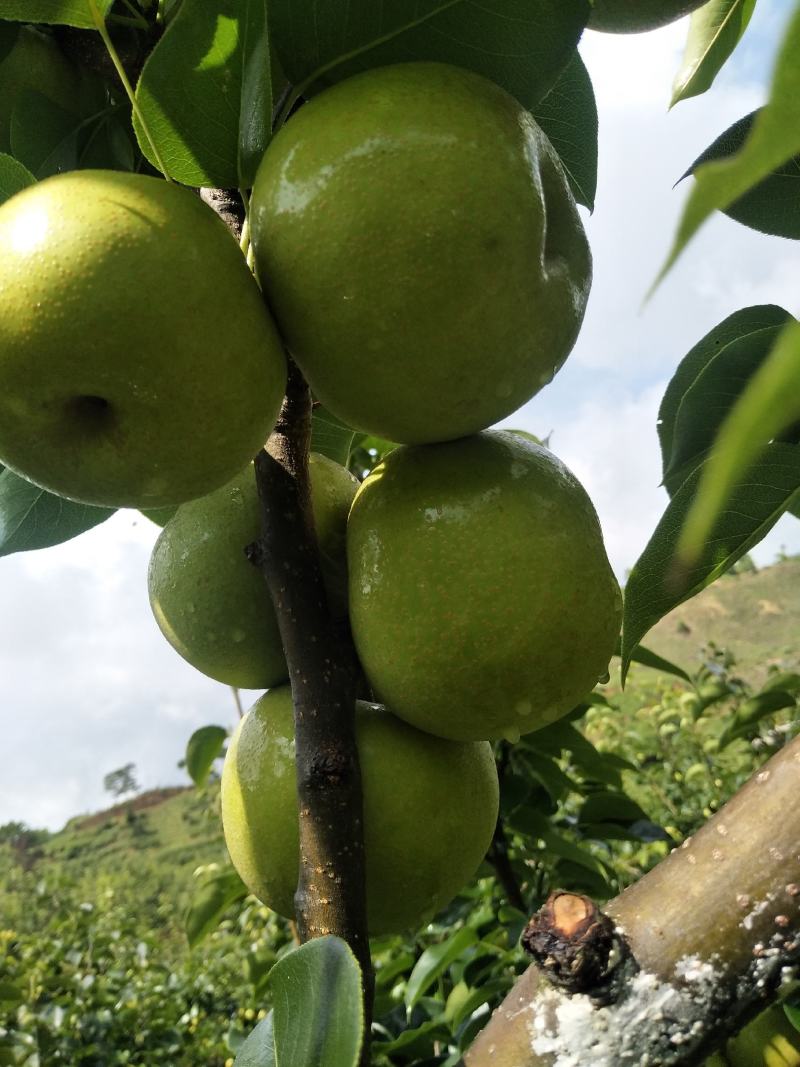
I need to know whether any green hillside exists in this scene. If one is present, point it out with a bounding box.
[45,785,225,886]
[640,556,800,684]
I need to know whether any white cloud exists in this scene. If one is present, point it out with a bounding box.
[0,512,251,830]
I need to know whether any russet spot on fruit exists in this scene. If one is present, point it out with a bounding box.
[347,431,622,742]
[250,61,591,445]
[148,454,358,690]
[0,170,286,508]
[221,686,499,936]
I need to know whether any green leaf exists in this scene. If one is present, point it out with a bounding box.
[683,111,800,239]
[656,0,800,284]
[184,866,248,947]
[578,790,650,829]
[134,0,273,186]
[238,0,272,186]
[622,641,693,686]
[269,936,364,1067]
[531,51,598,211]
[534,721,627,787]
[373,1020,451,1056]
[622,444,800,677]
[0,0,113,27]
[405,927,478,1010]
[0,151,34,204]
[447,977,510,1030]
[509,809,610,877]
[0,982,23,1006]
[515,749,575,802]
[658,305,790,493]
[761,671,800,695]
[677,321,800,564]
[718,690,797,749]
[185,725,227,787]
[664,316,793,489]
[311,407,356,467]
[785,996,800,1034]
[0,469,114,557]
[10,91,81,178]
[375,951,416,988]
[671,0,756,107]
[234,1013,276,1067]
[271,0,591,111]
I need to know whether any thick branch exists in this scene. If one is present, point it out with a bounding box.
[466,735,800,1066]
[253,360,373,1033]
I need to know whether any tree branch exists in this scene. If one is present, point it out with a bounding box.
[252,359,373,1049]
[487,744,525,912]
[488,813,526,914]
[466,735,800,1066]
[200,188,245,240]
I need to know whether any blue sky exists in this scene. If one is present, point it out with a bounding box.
[1,1,798,830]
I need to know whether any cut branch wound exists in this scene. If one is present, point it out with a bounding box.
[252,359,374,1023]
[522,891,633,1000]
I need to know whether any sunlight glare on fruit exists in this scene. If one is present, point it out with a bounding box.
[8,205,48,255]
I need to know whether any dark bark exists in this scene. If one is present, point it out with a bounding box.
[200,189,246,240]
[252,360,374,1051]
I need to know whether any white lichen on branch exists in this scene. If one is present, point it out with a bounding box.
[529,954,720,1066]
[527,941,799,1067]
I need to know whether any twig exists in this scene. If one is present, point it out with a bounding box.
[252,359,373,1054]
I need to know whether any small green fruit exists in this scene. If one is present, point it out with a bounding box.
[221,686,499,935]
[0,170,286,508]
[251,62,590,445]
[347,431,622,741]
[148,454,358,689]
[589,0,708,33]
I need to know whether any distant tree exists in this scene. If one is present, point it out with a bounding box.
[103,763,140,800]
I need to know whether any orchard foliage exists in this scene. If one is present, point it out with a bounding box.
[2,646,799,1065]
[0,0,799,1064]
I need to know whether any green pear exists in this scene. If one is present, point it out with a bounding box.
[250,62,591,445]
[0,170,286,508]
[589,0,708,33]
[347,431,622,742]
[221,686,499,935]
[148,454,358,690]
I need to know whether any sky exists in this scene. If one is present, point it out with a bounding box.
[2,2,799,831]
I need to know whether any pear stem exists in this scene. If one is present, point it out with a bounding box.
[252,359,374,1055]
[87,0,170,179]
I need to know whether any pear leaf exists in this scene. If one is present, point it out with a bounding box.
[655,0,800,286]
[671,0,756,107]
